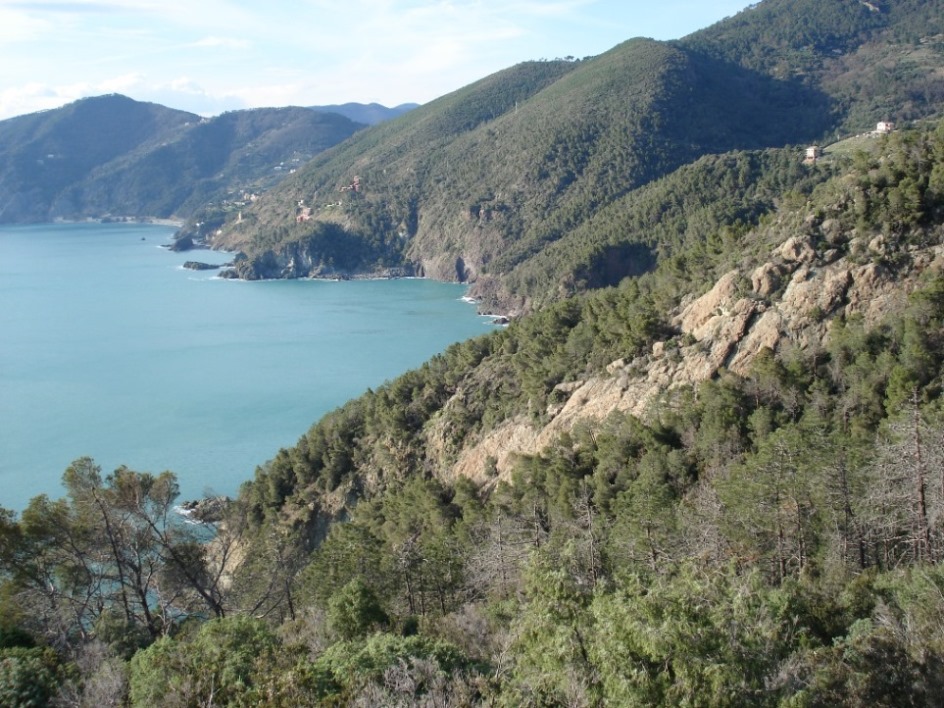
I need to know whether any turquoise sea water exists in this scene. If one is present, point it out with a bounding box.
[0,222,490,511]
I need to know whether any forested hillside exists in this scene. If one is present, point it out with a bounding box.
[5,115,944,706]
[309,102,420,125]
[0,95,195,222]
[218,0,944,314]
[0,95,365,224]
[5,1,944,705]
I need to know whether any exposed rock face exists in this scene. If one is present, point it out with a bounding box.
[183,261,221,271]
[417,252,475,282]
[170,235,195,252]
[433,233,944,482]
[233,241,418,280]
[178,496,231,523]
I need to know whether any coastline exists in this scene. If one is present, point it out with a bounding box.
[51,216,185,228]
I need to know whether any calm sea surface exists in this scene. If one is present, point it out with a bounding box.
[0,222,490,511]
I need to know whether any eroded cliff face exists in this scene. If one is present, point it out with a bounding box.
[429,225,944,485]
[228,241,418,280]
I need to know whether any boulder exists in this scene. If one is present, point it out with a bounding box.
[178,496,231,523]
[778,235,817,264]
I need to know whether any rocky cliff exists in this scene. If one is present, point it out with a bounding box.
[432,217,944,485]
[223,241,418,281]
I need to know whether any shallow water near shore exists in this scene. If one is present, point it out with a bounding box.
[0,222,490,511]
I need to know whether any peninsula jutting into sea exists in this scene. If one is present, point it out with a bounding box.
[0,222,488,510]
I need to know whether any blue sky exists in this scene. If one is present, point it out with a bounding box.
[0,0,754,120]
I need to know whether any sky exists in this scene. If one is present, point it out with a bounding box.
[0,0,755,121]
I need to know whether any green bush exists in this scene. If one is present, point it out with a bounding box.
[0,647,59,708]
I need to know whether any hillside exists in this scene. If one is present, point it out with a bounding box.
[216,0,944,315]
[7,1,944,704]
[682,0,944,130]
[310,102,420,125]
[0,95,195,222]
[235,119,943,525]
[0,95,365,224]
[220,119,944,704]
[6,118,944,706]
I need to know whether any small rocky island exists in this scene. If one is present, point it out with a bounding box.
[177,496,230,523]
[183,261,223,271]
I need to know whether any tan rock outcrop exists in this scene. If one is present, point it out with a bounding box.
[751,262,785,297]
[778,235,817,264]
[435,239,944,484]
[677,270,742,337]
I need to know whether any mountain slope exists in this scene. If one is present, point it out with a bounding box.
[681,0,944,132]
[0,94,196,222]
[65,106,364,223]
[219,0,944,314]
[0,95,364,224]
[218,31,837,305]
[239,117,944,539]
[309,102,420,125]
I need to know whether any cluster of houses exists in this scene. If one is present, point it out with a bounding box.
[294,177,361,223]
[295,197,345,223]
[804,121,895,164]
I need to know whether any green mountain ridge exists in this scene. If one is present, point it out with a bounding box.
[0,95,382,224]
[217,0,944,315]
[0,94,196,222]
[309,102,421,125]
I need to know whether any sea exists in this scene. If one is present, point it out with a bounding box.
[0,222,491,512]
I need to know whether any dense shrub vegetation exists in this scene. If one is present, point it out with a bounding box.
[5,118,944,705]
[6,2,944,705]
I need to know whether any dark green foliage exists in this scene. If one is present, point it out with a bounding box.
[326,579,389,640]
[0,647,61,708]
[504,146,827,307]
[0,628,34,651]
[128,616,279,706]
[311,634,478,701]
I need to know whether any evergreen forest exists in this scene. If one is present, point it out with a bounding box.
[6,1,944,706]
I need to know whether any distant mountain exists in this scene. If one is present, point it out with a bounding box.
[309,102,420,125]
[0,94,364,223]
[0,95,194,222]
[216,0,944,313]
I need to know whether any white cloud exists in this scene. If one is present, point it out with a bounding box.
[190,35,251,50]
[0,7,52,42]
[97,72,146,93]
[0,83,66,119]
[0,74,246,120]
[141,77,247,115]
